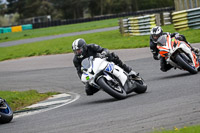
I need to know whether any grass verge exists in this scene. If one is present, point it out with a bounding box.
[0,25,200,62]
[151,125,200,133]
[0,30,149,61]
[0,18,119,43]
[0,90,58,111]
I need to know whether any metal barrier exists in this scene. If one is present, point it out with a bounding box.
[22,24,33,30]
[0,24,33,34]
[163,12,172,25]
[2,27,12,33]
[0,28,3,34]
[172,7,200,31]
[119,14,160,36]
[11,26,22,32]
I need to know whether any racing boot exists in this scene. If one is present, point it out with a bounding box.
[85,83,100,96]
[124,80,136,94]
[160,57,173,72]
[128,70,139,78]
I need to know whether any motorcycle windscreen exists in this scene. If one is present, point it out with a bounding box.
[157,35,167,46]
[81,57,92,70]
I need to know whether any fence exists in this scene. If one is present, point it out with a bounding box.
[29,7,174,29]
[119,14,160,36]
[0,7,174,34]
[172,7,200,30]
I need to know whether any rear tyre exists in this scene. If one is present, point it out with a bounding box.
[133,78,147,94]
[97,77,127,100]
[175,54,198,74]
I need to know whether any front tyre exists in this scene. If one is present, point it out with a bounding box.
[97,77,127,100]
[0,100,13,124]
[175,54,198,74]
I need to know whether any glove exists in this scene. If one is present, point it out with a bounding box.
[101,51,107,55]
[174,33,184,41]
[100,51,108,58]
[81,67,84,72]
[174,33,180,38]
[171,32,178,37]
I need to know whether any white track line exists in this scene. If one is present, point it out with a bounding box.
[14,92,80,118]
[27,93,71,108]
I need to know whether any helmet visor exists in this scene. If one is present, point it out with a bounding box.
[152,34,160,41]
[74,47,83,56]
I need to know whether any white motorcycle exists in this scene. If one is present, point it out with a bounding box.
[157,34,200,74]
[81,55,147,100]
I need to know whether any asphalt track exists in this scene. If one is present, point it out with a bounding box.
[0,44,200,133]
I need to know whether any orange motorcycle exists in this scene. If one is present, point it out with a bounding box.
[157,34,200,74]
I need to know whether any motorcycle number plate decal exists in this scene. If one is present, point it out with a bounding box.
[86,76,90,80]
[105,63,114,72]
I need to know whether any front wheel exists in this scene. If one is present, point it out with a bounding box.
[174,54,198,74]
[0,99,13,124]
[97,77,127,100]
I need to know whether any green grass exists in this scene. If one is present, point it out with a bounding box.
[0,25,200,61]
[0,30,149,61]
[151,125,200,133]
[0,18,119,43]
[0,90,58,111]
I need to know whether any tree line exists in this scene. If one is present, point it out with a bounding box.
[2,0,174,20]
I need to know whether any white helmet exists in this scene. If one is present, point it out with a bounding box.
[72,38,87,58]
[150,26,163,43]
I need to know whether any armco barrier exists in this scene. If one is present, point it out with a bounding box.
[2,27,12,33]
[11,26,22,32]
[0,28,3,33]
[163,12,172,25]
[119,14,159,36]
[0,24,33,34]
[22,24,33,30]
[172,7,200,31]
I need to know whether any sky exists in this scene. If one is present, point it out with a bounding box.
[1,0,7,4]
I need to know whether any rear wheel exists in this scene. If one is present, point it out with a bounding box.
[174,54,198,74]
[133,78,147,94]
[97,77,127,100]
